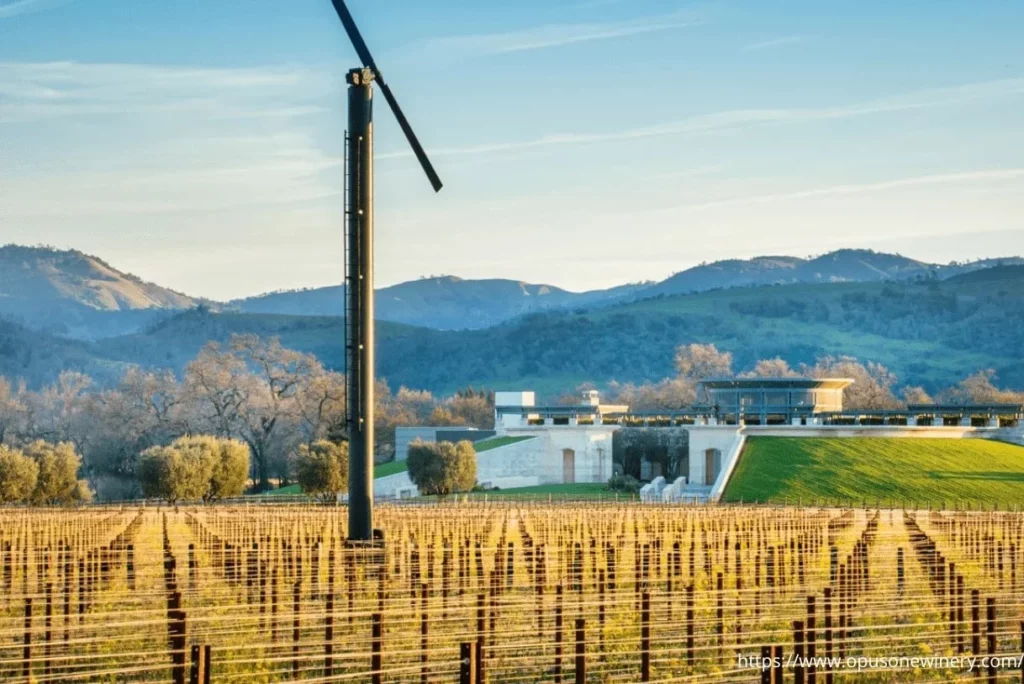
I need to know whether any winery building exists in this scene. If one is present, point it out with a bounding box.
[375,378,1024,501]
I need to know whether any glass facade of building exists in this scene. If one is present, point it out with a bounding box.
[700,378,852,424]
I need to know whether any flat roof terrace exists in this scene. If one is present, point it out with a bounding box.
[700,377,855,390]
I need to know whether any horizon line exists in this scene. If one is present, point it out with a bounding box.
[2,241,1020,303]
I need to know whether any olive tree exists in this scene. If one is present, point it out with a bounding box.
[294,440,348,504]
[23,440,82,504]
[139,443,213,504]
[0,446,39,503]
[139,435,249,503]
[407,440,476,496]
[71,479,94,504]
[175,435,250,502]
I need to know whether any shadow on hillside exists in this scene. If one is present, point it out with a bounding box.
[928,471,1024,482]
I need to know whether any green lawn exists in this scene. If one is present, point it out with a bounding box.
[259,483,303,496]
[723,437,1024,506]
[473,436,535,452]
[375,460,409,478]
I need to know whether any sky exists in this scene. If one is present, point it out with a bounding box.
[1,0,1023,300]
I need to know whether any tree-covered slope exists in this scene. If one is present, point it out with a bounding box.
[83,268,1024,396]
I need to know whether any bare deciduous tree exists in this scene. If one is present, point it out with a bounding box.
[744,358,799,378]
[803,355,899,410]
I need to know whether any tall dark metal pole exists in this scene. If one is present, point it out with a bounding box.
[346,67,374,541]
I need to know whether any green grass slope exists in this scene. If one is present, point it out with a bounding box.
[375,460,409,478]
[722,437,1024,506]
[474,436,534,452]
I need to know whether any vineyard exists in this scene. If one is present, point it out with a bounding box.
[3,502,1024,682]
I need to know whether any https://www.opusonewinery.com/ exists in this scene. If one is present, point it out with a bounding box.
[738,652,1024,674]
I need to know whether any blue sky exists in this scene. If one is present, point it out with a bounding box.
[2,0,1022,299]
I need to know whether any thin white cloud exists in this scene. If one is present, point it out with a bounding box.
[651,169,1024,214]
[569,0,626,9]
[742,35,805,52]
[0,0,72,19]
[378,76,1024,160]
[0,61,329,123]
[1,61,342,219]
[418,10,703,56]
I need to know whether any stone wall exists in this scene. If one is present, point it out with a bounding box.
[476,437,544,489]
[501,427,617,484]
[372,471,418,499]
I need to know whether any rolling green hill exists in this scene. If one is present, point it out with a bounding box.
[722,437,1024,506]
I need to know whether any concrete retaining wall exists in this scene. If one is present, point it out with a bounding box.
[373,471,418,499]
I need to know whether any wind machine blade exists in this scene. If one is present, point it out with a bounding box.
[329,0,443,191]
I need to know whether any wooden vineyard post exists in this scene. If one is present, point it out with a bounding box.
[488,572,497,656]
[292,581,300,679]
[476,590,486,684]
[736,546,743,639]
[641,590,651,682]
[760,646,772,684]
[189,644,211,684]
[536,546,545,639]
[948,562,957,648]
[957,575,965,654]
[824,588,834,684]
[271,567,279,643]
[325,589,335,678]
[78,558,86,624]
[807,595,817,684]
[124,542,133,588]
[837,566,846,659]
[972,590,981,655]
[716,572,725,652]
[793,620,805,684]
[347,547,355,625]
[170,608,187,684]
[60,546,71,643]
[372,612,382,684]
[575,618,586,684]
[772,644,784,684]
[598,568,606,657]
[22,597,32,681]
[986,598,996,684]
[686,583,695,664]
[460,642,477,684]
[420,582,428,683]
[897,547,904,594]
[44,582,53,679]
[2,541,10,593]
[555,584,564,683]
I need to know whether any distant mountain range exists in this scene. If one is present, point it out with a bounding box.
[2,263,1021,395]
[1,244,1021,340]
[229,277,649,330]
[643,251,1022,298]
